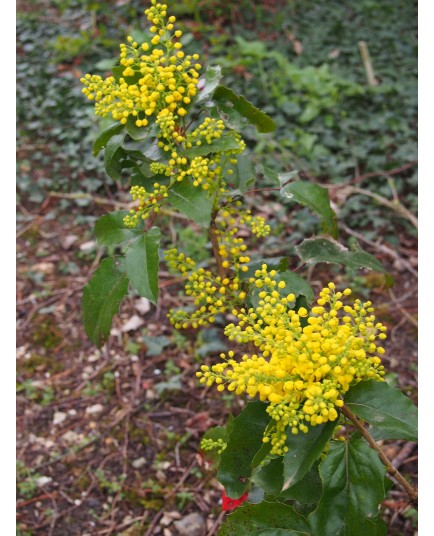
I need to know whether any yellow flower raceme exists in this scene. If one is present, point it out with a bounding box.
[123,183,169,227]
[80,1,200,127]
[165,247,248,329]
[196,268,386,455]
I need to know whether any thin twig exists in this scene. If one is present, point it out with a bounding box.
[206,511,226,536]
[144,457,197,536]
[209,210,226,279]
[388,289,418,328]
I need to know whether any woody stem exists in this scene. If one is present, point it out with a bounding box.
[341,405,418,508]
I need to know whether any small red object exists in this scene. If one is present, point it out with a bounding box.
[221,489,248,511]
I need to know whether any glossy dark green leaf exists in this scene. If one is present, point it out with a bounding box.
[344,380,418,441]
[218,501,311,536]
[275,271,315,304]
[213,85,276,133]
[125,115,154,141]
[281,181,338,238]
[279,462,322,504]
[217,401,270,498]
[94,211,142,246]
[93,122,124,156]
[212,102,249,130]
[231,154,256,192]
[283,421,337,490]
[296,237,385,272]
[104,132,126,179]
[252,457,283,495]
[82,257,129,347]
[254,459,322,505]
[124,227,161,304]
[260,165,280,186]
[308,438,386,536]
[200,417,235,465]
[144,141,168,162]
[241,257,290,280]
[167,181,213,228]
[195,65,223,104]
[184,134,241,158]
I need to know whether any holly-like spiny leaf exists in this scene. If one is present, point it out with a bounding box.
[281,181,338,238]
[308,438,386,536]
[217,401,271,499]
[94,211,142,246]
[184,133,241,158]
[296,237,385,273]
[213,85,276,133]
[82,257,129,347]
[104,132,126,179]
[195,65,223,104]
[167,180,213,228]
[124,227,161,304]
[93,122,124,156]
[218,501,311,536]
[344,380,418,441]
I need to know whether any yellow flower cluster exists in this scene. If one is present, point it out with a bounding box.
[80,0,200,126]
[200,437,227,455]
[196,267,386,455]
[165,248,247,329]
[123,183,168,227]
[186,118,225,147]
[164,248,196,275]
[216,209,270,266]
[239,211,271,238]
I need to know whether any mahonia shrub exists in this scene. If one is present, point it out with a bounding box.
[81,2,418,534]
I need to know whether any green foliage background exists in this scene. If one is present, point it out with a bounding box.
[17,0,417,243]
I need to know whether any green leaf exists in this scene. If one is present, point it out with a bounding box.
[281,181,338,238]
[296,237,385,272]
[195,65,223,104]
[217,401,270,498]
[104,132,126,179]
[142,334,170,356]
[283,421,337,490]
[280,462,322,504]
[254,458,322,505]
[125,115,155,141]
[252,457,283,496]
[93,122,124,156]
[231,154,256,192]
[308,438,386,536]
[184,134,241,158]
[218,501,311,536]
[213,85,276,133]
[260,165,280,186]
[144,141,168,162]
[210,103,248,131]
[94,211,142,246]
[299,103,321,123]
[124,228,161,304]
[167,181,213,228]
[241,257,290,280]
[200,417,235,465]
[82,257,129,347]
[344,380,418,441]
[275,271,315,304]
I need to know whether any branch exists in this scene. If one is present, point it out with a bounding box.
[209,210,227,279]
[341,405,418,507]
